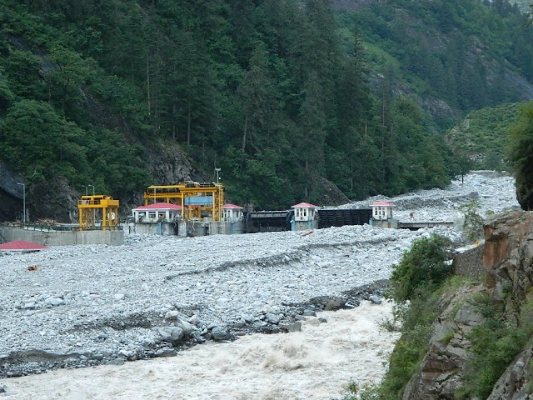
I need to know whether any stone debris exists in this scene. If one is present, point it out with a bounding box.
[0,171,519,378]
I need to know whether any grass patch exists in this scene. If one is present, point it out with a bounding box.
[456,295,533,399]
[336,381,380,400]
[378,285,447,399]
[377,235,462,399]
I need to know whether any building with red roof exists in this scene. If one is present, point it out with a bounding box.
[131,202,183,223]
[370,201,395,221]
[0,240,47,252]
[221,204,244,222]
[291,202,318,231]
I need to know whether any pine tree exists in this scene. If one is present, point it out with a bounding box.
[237,42,278,154]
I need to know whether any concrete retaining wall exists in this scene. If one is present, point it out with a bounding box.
[0,227,124,246]
[453,243,485,279]
[292,220,318,232]
[127,222,177,236]
[127,221,245,237]
[209,221,245,235]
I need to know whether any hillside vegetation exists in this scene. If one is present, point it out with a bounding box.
[445,102,526,171]
[0,0,532,220]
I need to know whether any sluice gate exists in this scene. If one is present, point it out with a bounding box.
[398,221,454,230]
[246,210,293,233]
[317,209,372,229]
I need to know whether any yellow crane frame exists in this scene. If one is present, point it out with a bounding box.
[78,195,120,231]
[143,182,224,222]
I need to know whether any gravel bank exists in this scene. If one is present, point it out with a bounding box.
[0,171,519,378]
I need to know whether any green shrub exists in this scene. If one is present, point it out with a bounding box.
[458,296,533,399]
[337,381,380,400]
[458,199,484,241]
[387,234,453,303]
[377,236,459,399]
[379,286,443,399]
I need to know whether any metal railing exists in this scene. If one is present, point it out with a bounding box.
[14,222,123,232]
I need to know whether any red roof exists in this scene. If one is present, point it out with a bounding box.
[133,202,182,211]
[370,201,395,207]
[222,204,243,209]
[0,240,48,251]
[292,202,317,208]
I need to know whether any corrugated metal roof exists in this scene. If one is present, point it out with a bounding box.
[133,202,182,211]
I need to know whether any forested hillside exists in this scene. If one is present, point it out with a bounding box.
[0,0,532,221]
[444,102,526,172]
[510,0,532,12]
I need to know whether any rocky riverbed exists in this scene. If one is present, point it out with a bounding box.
[0,171,520,387]
[1,225,430,378]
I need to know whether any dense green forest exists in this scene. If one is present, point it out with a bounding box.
[0,0,532,217]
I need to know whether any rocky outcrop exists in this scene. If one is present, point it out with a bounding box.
[403,210,533,399]
[483,210,533,304]
[402,284,485,400]
[0,161,24,222]
[487,343,533,400]
[144,141,195,186]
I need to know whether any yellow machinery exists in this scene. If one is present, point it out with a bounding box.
[143,182,224,222]
[78,195,120,230]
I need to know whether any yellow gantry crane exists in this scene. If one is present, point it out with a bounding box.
[143,181,224,222]
[78,195,120,231]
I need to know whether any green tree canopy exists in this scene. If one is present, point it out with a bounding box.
[507,101,533,210]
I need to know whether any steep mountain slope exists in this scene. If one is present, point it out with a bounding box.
[510,0,531,12]
[0,0,532,222]
[445,102,526,171]
[334,0,533,126]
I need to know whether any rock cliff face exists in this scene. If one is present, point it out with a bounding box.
[0,144,196,223]
[401,284,485,399]
[0,161,25,222]
[402,210,533,399]
[483,210,533,400]
[484,210,533,304]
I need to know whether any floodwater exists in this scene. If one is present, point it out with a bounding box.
[2,301,399,400]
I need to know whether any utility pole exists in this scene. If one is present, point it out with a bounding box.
[17,183,26,224]
[88,184,95,227]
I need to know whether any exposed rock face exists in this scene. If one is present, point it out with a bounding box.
[144,141,195,186]
[0,160,24,222]
[402,285,485,400]
[402,210,533,399]
[315,176,349,206]
[487,345,533,400]
[483,210,533,399]
[483,210,533,304]
[31,176,80,222]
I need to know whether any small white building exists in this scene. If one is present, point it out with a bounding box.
[370,201,397,228]
[207,203,245,235]
[370,201,395,220]
[132,202,183,223]
[291,202,318,231]
[222,204,244,222]
[129,203,183,235]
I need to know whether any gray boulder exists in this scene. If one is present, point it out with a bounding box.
[211,327,230,341]
[156,327,184,342]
